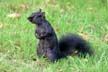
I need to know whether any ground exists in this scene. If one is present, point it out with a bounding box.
[0,0,108,72]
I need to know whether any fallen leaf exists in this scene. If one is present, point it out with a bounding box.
[102,33,108,43]
[35,59,45,67]
[7,13,20,18]
[60,8,65,13]
[55,26,60,32]
[9,31,17,35]
[0,45,1,48]
[20,4,29,9]
[14,40,21,50]
[79,31,89,40]
[89,24,96,29]
[82,58,88,62]
[77,27,89,40]
[58,69,63,72]
[87,7,96,12]
[81,32,88,40]
[0,22,3,28]
[8,5,16,11]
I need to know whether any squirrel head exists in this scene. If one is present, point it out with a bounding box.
[28,9,45,25]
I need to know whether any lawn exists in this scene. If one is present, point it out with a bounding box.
[0,0,108,72]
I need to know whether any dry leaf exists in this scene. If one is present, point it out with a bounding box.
[60,8,65,13]
[7,13,20,18]
[8,5,16,11]
[0,45,1,48]
[20,4,29,9]
[87,7,96,12]
[81,32,88,40]
[79,31,89,40]
[102,33,108,43]
[82,58,88,62]
[35,59,45,67]
[14,40,21,50]
[0,22,3,28]
[58,69,63,72]
[89,25,96,29]
[77,27,89,40]
[55,26,60,32]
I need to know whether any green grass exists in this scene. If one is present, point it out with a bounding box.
[0,0,108,72]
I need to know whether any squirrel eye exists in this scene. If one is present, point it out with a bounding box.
[37,15,42,18]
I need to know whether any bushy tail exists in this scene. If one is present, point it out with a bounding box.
[58,34,93,57]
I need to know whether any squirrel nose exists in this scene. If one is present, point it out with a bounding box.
[28,16,33,22]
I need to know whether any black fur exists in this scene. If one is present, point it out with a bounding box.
[59,34,93,57]
[28,9,93,62]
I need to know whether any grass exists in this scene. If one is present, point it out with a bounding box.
[0,0,108,72]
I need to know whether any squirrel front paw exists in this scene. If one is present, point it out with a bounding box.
[35,33,48,39]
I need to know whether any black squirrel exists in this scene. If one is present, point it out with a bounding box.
[27,9,93,62]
